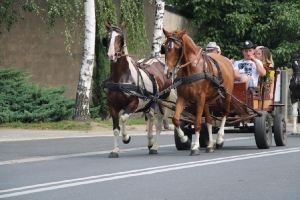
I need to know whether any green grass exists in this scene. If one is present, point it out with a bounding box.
[0,117,173,130]
[0,120,91,130]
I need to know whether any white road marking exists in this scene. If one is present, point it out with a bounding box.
[0,136,254,166]
[0,147,299,199]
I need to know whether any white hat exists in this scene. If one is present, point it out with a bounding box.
[206,42,218,51]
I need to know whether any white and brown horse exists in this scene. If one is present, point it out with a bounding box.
[102,22,176,158]
[290,53,300,134]
[162,28,234,155]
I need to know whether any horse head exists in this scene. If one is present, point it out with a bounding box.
[162,28,187,79]
[292,52,300,85]
[102,21,126,62]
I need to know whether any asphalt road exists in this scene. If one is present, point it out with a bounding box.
[1,127,300,200]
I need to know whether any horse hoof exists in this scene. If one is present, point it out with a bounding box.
[148,145,153,150]
[190,149,200,156]
[149,149,158,154]
[205,147,214,153]
[291,130,297,135]
[108,152,119,158]
[123,136,131,144]
[216,142,224,149]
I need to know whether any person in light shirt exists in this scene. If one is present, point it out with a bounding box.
[233,40,266,88]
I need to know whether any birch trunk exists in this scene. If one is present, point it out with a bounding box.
[151,0,165,58]
[73,0,96,122]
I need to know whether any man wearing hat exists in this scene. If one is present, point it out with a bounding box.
[233,40,266,88]
[206,42,219,54]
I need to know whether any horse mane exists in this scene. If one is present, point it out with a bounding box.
[182,34,198,50]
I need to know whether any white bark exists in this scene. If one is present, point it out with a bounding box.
[73,0,96,121]
[151,0,165,58]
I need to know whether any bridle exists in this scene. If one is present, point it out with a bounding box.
[164,31,201,69]
[106,25,127,59]
[292,58,300,84]
[164,31,184,68]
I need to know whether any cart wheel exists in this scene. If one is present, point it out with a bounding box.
[254,111,272,149]
[200,123,209,148]
[174,121,192,150]
[273,114,287,146]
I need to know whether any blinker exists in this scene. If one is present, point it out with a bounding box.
[167,41,173,52]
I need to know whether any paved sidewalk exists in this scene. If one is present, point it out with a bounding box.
[0,123,297,142]
[0,124,174,142]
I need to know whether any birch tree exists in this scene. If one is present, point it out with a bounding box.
[73,0,96,122]
[151,0,165,58]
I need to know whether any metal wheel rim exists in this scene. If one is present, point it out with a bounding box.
[282,119,287,140]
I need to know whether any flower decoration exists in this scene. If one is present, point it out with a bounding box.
[263,63,274,91]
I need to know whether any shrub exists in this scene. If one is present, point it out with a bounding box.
[0,68,75,123]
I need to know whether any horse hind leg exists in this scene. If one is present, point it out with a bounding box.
[291,102,298,135]
[146,112,155,151]
[120,107,134,144]
[216,116,226,149]
[149,112,164,154]
[203,104,215,153]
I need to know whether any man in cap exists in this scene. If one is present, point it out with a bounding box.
[232,40,266,88]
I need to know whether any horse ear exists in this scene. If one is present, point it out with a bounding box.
[120,21,126,29]
[160,45,165,54]
[163,28,171,37]
[177,27,187,38]
[104,22,110,29]
[102,37,107,48]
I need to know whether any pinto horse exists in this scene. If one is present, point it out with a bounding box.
[102,22,176,158]
[162,28,234,155]
[290,52,300,134]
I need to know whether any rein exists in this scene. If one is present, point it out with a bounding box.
[177,49,202,69]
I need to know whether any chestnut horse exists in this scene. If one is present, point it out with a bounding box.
[290,52,300,134]
[162,28,234,155]
[102,22,176,158]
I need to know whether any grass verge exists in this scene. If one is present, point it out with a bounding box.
[0,117,160,130]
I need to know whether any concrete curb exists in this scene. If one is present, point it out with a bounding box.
[0,123,297,142]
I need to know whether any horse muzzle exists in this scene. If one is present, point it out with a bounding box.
[166,70,173,79]
[107,54,117,62]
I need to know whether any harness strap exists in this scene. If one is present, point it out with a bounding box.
[102,81,154,100]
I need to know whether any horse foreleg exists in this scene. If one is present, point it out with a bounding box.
[292,103,298,134]
[173,97,189,144]
[109,112,121,158]
[120,105,137,144]
[191,96,207,156]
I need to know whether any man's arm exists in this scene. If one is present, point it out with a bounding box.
[234,69,242,80]
[250,57,266,76]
